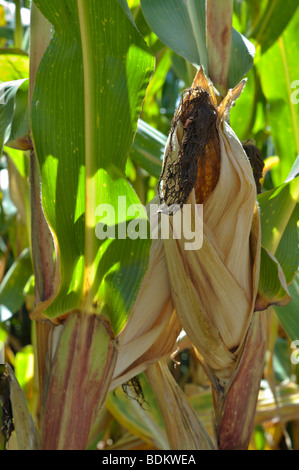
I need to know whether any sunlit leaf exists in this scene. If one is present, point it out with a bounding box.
[14,345,34,391]
[0,79,29,153]
[31,0,155,334]
[258,176,299,257]
[230,68,264,141]
[275,202,299,285]
[0,248,32,313]
[274,272,299,341]
[257,8,299,185]
[257,172,299,309]
[0,51,30,151]
[4,146,29,179]
[0,51,29,81]
[255,247,290,311]
[251,0,299,54]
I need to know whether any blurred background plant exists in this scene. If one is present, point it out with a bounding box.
[0,0,298,450]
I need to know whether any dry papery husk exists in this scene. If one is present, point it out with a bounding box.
[110,204,182,390]
[160,68,261,391]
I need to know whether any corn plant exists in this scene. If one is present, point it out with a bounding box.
[0,0,299,451]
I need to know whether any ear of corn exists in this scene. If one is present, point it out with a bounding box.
[157,67,266,447]
[159,68,260,384]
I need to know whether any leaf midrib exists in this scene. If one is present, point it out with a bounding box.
[278,36,299,156]
[77,0,98,305]
[255,0,278,44]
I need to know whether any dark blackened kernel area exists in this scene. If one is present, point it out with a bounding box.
[158,86,220,208]
[0,367,14,447]
[242,142,264,194]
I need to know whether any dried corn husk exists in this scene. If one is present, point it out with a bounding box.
[111,203,181,390]
[159,68,261,391]
[146,359,214,450]
[4,365,41,450]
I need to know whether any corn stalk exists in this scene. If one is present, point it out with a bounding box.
[206,0,233,96]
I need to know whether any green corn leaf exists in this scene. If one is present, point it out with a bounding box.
[140,0,255,89]
[0,27,14,41]
[269,155,299,340]
[0,50,29,81]
[286,154,299,182]
[255,246,291,311]
[31,0,155,334]
[228,27,256,92]
[251,0,299,54]
[273,337,292,383]
[258,175,299,260]
[257,163,299,310]
[0,51,30,152]
[14,345,34,392]
[0,248,33,314]
[131,120,166,179]
[4,146,29,179]
[257,7,299,186]
[275,202,299,285]
[274,272,299,341]
[0,79,29,154]
[141,0,206,70]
